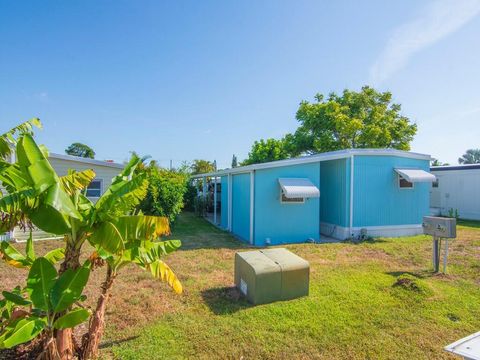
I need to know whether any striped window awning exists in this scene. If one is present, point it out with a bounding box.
[394,168,436,183]
[278,178,320,198]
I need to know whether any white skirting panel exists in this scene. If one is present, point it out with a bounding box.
[321,222,424,240]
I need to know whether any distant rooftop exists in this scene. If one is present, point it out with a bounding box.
[49,153,124,169]
[431,164,480,171]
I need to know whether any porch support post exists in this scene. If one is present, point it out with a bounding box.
[349,155,354,238]
[249,171,255,245]
[228,174,232,231]
[213,177,217,224]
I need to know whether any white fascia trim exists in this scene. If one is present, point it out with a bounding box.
[192,148,431,178]
[321,222,424,240]
[49,153,124,169]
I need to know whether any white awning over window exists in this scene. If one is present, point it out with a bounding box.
[394,168,436,183]
[278,178,320,198]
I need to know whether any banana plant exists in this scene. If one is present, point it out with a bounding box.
[0,234,88,352]
[0,122,183,360]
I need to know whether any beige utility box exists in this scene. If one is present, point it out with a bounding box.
[234,248,309,305]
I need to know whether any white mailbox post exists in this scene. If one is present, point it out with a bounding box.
[422,216,457,273]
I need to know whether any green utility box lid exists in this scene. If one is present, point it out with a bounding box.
[234,248,309,305]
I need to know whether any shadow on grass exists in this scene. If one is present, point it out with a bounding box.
[385,270,435,279]
[201,286,253,315]
[168,212,253,251]
[99,336,140,349]
[344,237,388,245]
[458,219,480,229]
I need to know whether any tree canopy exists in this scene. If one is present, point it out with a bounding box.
[190,159,215,174]
[241,86,418,165]
[458,149,480,164]
[431,158,449,167]
[291,86,417,155]
[242,138,290,166]
[231,154,238,168]
[65,142,95,159]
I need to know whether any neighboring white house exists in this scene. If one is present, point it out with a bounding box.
[430,164,480,220]
[6,153,124,241]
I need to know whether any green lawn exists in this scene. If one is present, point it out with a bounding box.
[1,213,478,359]
[99,213,480,359]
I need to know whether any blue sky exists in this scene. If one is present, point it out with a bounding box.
[1,0,480,168]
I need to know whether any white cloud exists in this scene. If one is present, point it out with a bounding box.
[370,0,480,85]
[31,92,49,101]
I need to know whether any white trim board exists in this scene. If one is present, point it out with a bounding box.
[320,222,424,240]
[192,148,431,178]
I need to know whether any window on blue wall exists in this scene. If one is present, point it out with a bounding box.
[398,176,414,189]
[280,191,305,204]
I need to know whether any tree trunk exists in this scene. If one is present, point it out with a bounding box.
[55,329,74,360]
[38,330,59,360]
[52,241,81,360]
[81,266,116,360]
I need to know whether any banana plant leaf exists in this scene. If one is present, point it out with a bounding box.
[53,308,91,329]
[50,260,91,313]
[0,316,47,349]
[26,258,57,311]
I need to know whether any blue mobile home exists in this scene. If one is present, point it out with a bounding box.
[195,149,435,246]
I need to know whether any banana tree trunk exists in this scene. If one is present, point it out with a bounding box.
[54,241,81,360]
[56,330,74,360]
[81,266,116,359]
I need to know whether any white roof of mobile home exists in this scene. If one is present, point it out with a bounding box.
[193,148,431,178]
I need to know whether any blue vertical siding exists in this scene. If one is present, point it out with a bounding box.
[353,156,430,227]
[320,159,349,227]
[232,173,250,241]
[220,176,228,229]
[254,163,320,246]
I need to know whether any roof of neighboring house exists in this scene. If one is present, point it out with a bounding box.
[431,164,480,172]
[49,153,124,169]
[192,148,432,178]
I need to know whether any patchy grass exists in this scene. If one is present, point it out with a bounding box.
[1,213,480,359]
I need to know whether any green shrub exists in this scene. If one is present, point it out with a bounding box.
[194,195,207,217]
[183,182,198,211]
[139,167,189,224]
[447,208,459,219]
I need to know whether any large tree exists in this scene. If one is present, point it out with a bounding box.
[458,149,480,164]
[65,142,96,159]
[242,138,289,166]
[291,86,417,155]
